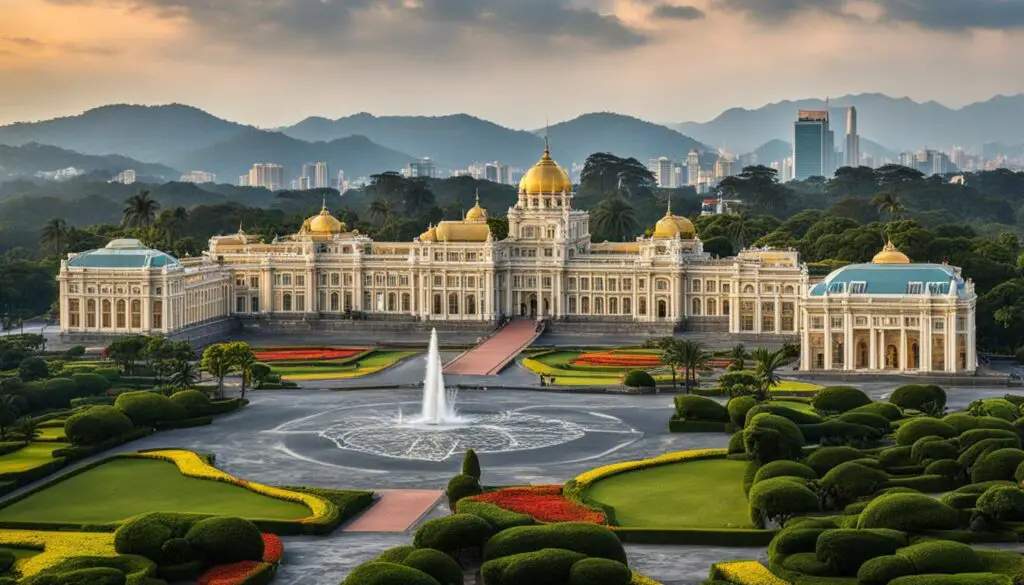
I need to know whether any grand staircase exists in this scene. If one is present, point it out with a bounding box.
[443,320,544,376]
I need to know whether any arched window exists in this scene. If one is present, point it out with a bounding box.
[784,285,795,295]
[622,297,632,314]
[691,297,701,316]
[116,300,126,328]
[594,297,604,315]
[87,299,97,328]
[388,293,397,312]
[581,297,591,314]
[448,293,459,315]
[723,300,730,316]
[130,300,141,329]
[466,295,477,315]
[283,293,293,312]
[433,294,442,314]
[330,293,340,312]
[658,300,667,319]
[707,298,717,316]
[743,284,755,294]
[638,298,647,316]
[609,298,618,314]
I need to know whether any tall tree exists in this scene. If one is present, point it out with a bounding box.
[678,340,710,392]
[122,190,160,229]
[591,197,638,242]
[657,337,684,388]
[39,218,69,257]
[201,344,232,398]
[752,347,788,401]
[226,342,257,399]
[0,395,19,441]
[873,190,906,236]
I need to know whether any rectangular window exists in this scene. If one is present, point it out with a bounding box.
[580,278,590,291]
[447,276,460,287]
[622,279,632,292]
[250,276,259,288]
[568,278,577,290]
[831,316,843,329]
[251,296,259,313]
[607,280,617,292]
[389,274,398,286]
[513,276,522,288]
[295,275,305,287]
[638,279,646,291]
[236,297,246,313]
[594,279,603,291]
[546,228,555,239]
[907,282,924,294]
[401,275,410,286]
[706,281,716,293]
[344,274,353,286]
[434,275,442,287]
[849,281,867,294]
[448,252,460,262]
[811,317,824,329]
[691,280,702,293]
[526,277,537,289]
[364,274,372,286]
[434,252,443,261]
[331,273,340,286]
[722,283,730,293]
[544,248,553,257]
[543,277,552,289]
[467,252,478,262]
[467,276,476,288]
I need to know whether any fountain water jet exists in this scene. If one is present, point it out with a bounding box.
[411,328,461,425]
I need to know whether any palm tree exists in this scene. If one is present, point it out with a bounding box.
[122,190,161,229]
[591,196,638,242]
[752,347,789,401]
[657,337,684,388]
[872,190,905,236]
[0,395,20,440]
[728,343,746,371]
[170,360,200,389]
[227,342,257,399]
[729,212,755,251]
[368,197,394,224]
[11,416,39,444]
[39,218,69,257]
[679,340,710,392]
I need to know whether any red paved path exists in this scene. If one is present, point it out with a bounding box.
[342,489,443,532]
[443,320,542,376]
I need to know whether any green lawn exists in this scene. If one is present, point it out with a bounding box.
[585,458,752,529]
[0,546,40,561]
[274,350,417,380]
[0,458,311,524]
[0,443,69,474]
[35,427,66,441]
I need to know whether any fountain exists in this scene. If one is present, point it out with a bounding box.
[412,329,461,425]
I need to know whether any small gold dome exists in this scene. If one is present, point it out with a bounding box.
[519,146,572,195]
[419,225,438,242]
[465,192,488,222]
[652,204,696,239]
[872,240,911,264]
[308,205,345,234]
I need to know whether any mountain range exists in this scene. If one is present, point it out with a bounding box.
[676,93,1024,154]
[0,143,179,181]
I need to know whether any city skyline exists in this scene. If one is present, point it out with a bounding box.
[3,0,1024,128]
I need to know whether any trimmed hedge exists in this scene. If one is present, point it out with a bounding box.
[727,396,757,429]
[889,574,1011,585]
[752,460,818,485]
[850,401,903,421]
[768,525,831,562]
[169,390,211,417]
[924,459,965,481]
[857,493,960,532]
[455,500,534,531]
[747,404,823,425]
[401,548,464,585]
[674,395,728,422]
[184,516,264,564]
[971,448,1024,483]
[341,562,441,585]
[743,413,805,463]
[623,370,655,388]
[895,418,956,446]
[113,513,173,562]
[114,391,188,426]
[567,558,632,585]
[960,429,1021,450]
[887,474,957,493]
[446,474,482,507]
[959,438,1021,470]
[811,386,872,413]
[822,461,890,505]
[807,446,868,476]
[814,528,906,575]
[857,554,916,585]
[748,477,819,529]
[482,522,627,564]
[978,398,1020,422]
[70,372,110,396]
[890,384,947,411]
[481,548,584,585]
[727,432,746,455]
[911,437,959,465]
[462,449,481,480]
[799,420,883,444]
[375,546,416,564]
[63,405,134,446]
[977,485,1024,522]
[414,514,493,555]
[835,411,891,432]
[879,446,915,469]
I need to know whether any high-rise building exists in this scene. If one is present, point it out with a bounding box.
[899,151,916,168]
[248,163,285,190]
[406,159,436,179]
[180,170,216,184]
[485,163,499,183]
[314,162,329,189]
[844,107,860,168]
[714,155,735,181]
[239,175,250,187]
[336,170,347,194]
[111,169,136,185]
[648,157,677,188]
[793,110,834,180]
[779,156,795,183]
[686,150,700,187]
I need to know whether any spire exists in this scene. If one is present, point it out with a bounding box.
[321,195,327,212]
[237,221,244,235]
[666,196,672,216]
[475,189,480,205]
[543,117,551,158]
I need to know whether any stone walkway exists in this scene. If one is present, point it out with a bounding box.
[444,320,542,376]
[342,490,444,533]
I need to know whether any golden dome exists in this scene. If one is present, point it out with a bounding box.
[518,145,572,195]
[419,225,438,242]
[307,204,345,235]
[436,222,490,243]
[872,240,911,264]
[652,201,696,239]
[465,191,488,222]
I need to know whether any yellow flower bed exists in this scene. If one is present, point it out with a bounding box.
[572,448,728,490]
[125,450,336,525]
[0,530,116,576]
[772,380,823,393]
[631,571,665,585]
[710,561,791,585]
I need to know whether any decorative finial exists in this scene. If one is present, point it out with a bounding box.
[544,117,550,157]
[321,195,327,212]
[666,197,672,216]
[237,221,244,234]
[475,189,480,205]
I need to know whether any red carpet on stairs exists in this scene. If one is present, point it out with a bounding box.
[443,320,542,376]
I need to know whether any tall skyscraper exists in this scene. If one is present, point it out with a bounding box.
[844,107,860,168]
[406,159,436,179]
[248,163,285,190]
[648,157,676,188]
[793,110,833,180]
[336,170,347,193]
[111,169,136,185]
[180,170,216,184]
[686,150,700,187]
[314,162,329,189]
[714,155,735,181]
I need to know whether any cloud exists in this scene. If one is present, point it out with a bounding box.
[715,0,847,22]
[2,34,119,55]
[3,36,45,48]
[716,0,1024,31]
[649,4,705,20]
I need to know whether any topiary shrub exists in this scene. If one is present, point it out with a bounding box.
[482,523,627,564]
[114,391,187,426]
[850,402,903,421]
[890,384,946,412]
[568,558,632,585]
[414,514,493,556]
[768,525,832,562]
[375,546,417,564]
[857,554,916,585]
[879,446,915,469]
[113,513,172,562]
[481,548,584,585]
[169,390,211,417]
[971,448,1024,483]
[807,446,867,476]
[71,372,110,396]
[888,575,1012,585]
[93,367,121,381]
[727,396,757,428]
[814,528,907,575]
[835,411,891,432]
[912,436,959,465]
[821,461,889,507]
[747,404,823,426]
[743,413,805,464]
[461,448,481,480]
[747,477,820,528]
[446,474,482,507]
[781,552,835,576]
[44,377,78,404]
[857,493,960,532]
[978,398,1020,422]
[18,356,48,382]
[977,485,1024,522]
[23,567,127,585]
[727,431,746,455]
[674,395,728,422]
[897,540,984,574]
[811,386,873,413]
[960,429,1021,450]
[401,548,464,585]
[959,438,1021,470]
[160,538,194,565]
[895,418,956,446]
[925,459,966,481]
[341,562,441,585]
[623,370,655,388]
[752,460,818,485]
[455,500,534,532]
[799,420,883,445]
[184,516,264,564]
[63,405,134,446]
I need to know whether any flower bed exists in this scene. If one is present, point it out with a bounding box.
[198,560,275,585]
[709,560,791,585]
[572,352,663,368]
[0,529,115,576]
[467,485,606,524]
[261,533,283,563]
[570,448,728,492]
[253,348,362,362]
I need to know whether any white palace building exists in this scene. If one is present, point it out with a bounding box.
[56,147,978,374]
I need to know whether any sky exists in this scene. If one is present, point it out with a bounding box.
[1,0,1024,129]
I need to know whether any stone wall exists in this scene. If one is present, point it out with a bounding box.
[545,318,676,337]
[238,314,498,335]
[60,317,240,349]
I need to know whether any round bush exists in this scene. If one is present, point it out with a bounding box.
[753,460,818,485]
[748,477,820,528]
[114,391,187,426]
[878,446,915,469]
[18,356,48,381]
[814,528,907,575]
[727,431,746,455]
[960,429,1021,450]
[768,526,829,561]
[184,516,264,564]
[94,367,121,381]
[971,448,1024,483]
[71,372,110,396]
[160,538,194,564]
[836,411,891,432]
[727,396,757,428]
[857,555,916,585]
[977,485,1024,522]
[169,390,210,417]
[781,552,835,577]
[807,446,866,476]
[925,459,965,480]
[568,558,632,585]
[481,548,585,585]
[342,562,441,585]
[912,437,959,464]
[414,514,493,555]
[898,540,984,574]
[889,575,1011,585]
[674,395,728,422]
[25,567,127,585]
[743,413,805,464]
[44,377,78,403]
[63,405,134,446]
[375,546,417,564]
[980,398,1020,422]
[113,513,172,561]
[811,386,872,413]
[890,384,946,411]
[462,448,481,480]
[623,370,655,388]
[482,522,627,564]
[857,493,960,532]
[822,461,890,506]
[960,438,1021,470]
[402,548,464,585]
[895,418,957,446]
[850,402,903,421]
[747,404,823,425]
[445,474,482,506]
[943,413,980,435]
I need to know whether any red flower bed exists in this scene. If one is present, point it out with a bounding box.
[469,485,607,524]
[572,352,663,368]
[253,348,362,362]
[262,533,283,563]
[198,561,264,585]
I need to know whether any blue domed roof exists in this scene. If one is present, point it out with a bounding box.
[809,263,967,298]
[66,239,180,269]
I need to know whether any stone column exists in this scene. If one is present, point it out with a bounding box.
[869,325,877,370]
[844,310,854,371]
[899,326,908,372]
[921,314,932,372]
[946,312,956,373]
[800,317,810,371]
[967,309,977,371]
[774,296,782,335]
[824,308,833,371]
